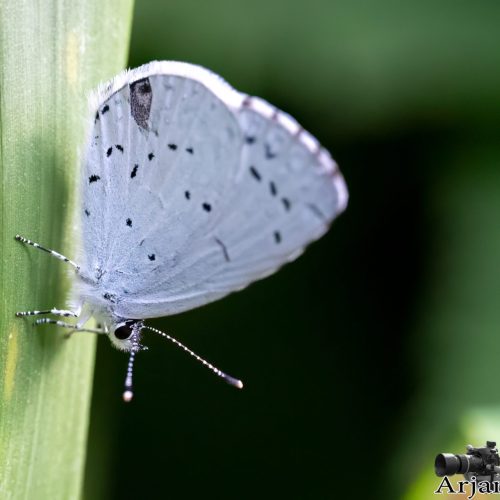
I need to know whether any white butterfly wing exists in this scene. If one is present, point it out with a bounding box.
[80,62,347,319]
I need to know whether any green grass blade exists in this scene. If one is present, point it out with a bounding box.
[0,2,134,498]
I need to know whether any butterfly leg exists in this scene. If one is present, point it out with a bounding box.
[15,235,84,332]
[34,318,106,337]
[15,234,80,271]
[16,308,79,318]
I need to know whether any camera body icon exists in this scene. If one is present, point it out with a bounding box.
[435,441,500,483]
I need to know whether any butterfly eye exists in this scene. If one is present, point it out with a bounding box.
[114,321,135,340]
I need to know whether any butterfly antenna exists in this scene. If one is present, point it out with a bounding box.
[123,333,140,402]
[143,325,244,389]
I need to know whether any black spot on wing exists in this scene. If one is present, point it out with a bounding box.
[185,190,191,200]
[274,231,281,244]
[148,152,154,161]
[115,144,124,152]
[282,197,291,211]
[126,218,132,227]
[307,203,328,223]
[129,77,152,130]
[131,164,138,178]
[249,166,261,181]
[186,147,194,154]
[101,105,109,114]
[265,143,277,159]
[215,238,230,262]
[270,181,277,196]
[95,111,99,122]
[84,209,90,217]
[106,147,113,157]
[245,136,256,144]
[202,202,212,212]
[89,175,100,184]
[148,254,156,261]
[168,143,177,150]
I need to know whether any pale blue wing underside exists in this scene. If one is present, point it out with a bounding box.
[80,62,347,319]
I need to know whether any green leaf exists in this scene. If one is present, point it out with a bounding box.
[0,2,134,498]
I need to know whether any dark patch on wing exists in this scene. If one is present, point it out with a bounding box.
[129,77,152,130]
[168,143,177,150]
[202,202,212,212]
[101,105,109,114]
[126,218,132,227]
[115,144,124,152]
[103,292,116,303]
[148,152,154,161]
[148,254,156,261]
[274,231,281,244]
[249,166,261,181]
[131,164,138,178]
[282,197,291,211]
[270,181,277,196]
[245,136,256,144]
[106,147,113,157]
[95,111,99,122]
[84,209,90,217]
[185,190,191,200]
[186,147,194,154]
[89,175,100,184]
[215,238,230,262]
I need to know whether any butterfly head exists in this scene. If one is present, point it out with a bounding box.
[109,319,144,352]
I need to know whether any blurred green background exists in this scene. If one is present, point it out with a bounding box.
[83,1,500,498]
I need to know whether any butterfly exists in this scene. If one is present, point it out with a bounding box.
[16,61,348,401]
